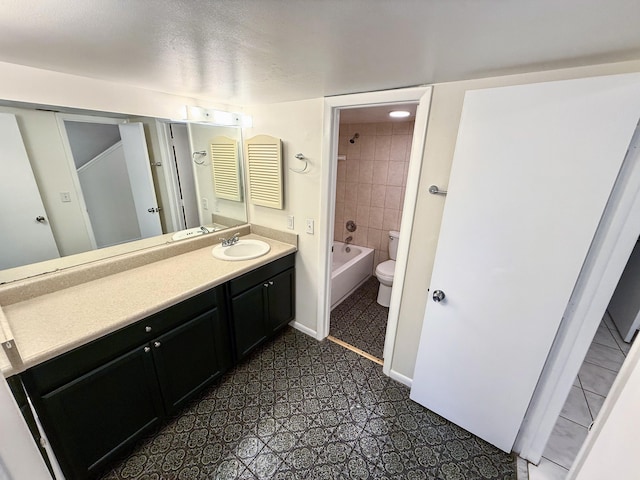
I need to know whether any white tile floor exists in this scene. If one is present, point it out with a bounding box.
[528,311,633,480]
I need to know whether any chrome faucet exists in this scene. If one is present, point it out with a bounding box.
[345,235,353,244]
[221,233,240,247]
[200,226,210,234]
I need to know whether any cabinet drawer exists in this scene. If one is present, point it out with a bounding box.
[229,254,295,296]
[22,285,224,396]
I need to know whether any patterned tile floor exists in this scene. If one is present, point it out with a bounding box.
[101,328,516,479]
[330,277,388,360]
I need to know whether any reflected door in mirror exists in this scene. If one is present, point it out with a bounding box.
[0,113,60,269]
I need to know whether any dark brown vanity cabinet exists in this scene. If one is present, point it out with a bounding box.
[19,285,231,480]
[11,254,296,480]
[229,254,295,360]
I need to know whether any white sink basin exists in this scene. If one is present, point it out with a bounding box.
[172,227,205,241]
[212,239,271,261]
[172,226,218,241]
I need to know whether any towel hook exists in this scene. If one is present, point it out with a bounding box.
[192,150,207,165]
[289,153,309,173]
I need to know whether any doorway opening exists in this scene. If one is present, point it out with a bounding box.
[520,119,640,478]
[164,122,199,231]
[319,87,432,381]
[328,104,417,363]
[529,304,637,477]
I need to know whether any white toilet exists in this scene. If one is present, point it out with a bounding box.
[375,230,399,307]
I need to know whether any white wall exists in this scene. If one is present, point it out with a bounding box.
[243,98,325,334]
[65,121,121,168]
[0,61,232,120]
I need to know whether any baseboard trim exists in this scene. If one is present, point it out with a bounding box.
[290,321,317,339]
[389,369,413,388]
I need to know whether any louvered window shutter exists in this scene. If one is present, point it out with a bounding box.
[210,136,241,201]
[244,134,283,209]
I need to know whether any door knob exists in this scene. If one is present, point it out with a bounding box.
[432,290,446,303]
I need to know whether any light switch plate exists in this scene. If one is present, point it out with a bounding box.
[60,192,71,203]
[287,215,294,230]
[305,218,314,234]
[202,198,208,210]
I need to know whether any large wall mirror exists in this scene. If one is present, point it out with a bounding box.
[0,102,247,284]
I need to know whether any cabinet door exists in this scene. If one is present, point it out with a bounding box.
[231,283,268,359]
[152,309,227,414]
[268,268,295,334]
[38,346,163,479]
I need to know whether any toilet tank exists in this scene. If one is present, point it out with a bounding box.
[388,230,400,260]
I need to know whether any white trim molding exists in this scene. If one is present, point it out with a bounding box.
[318,86,433,377]
[515,120,640,463]
[389,369,413,388]
[290,320,318,339]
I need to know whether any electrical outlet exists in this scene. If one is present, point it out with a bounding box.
[305,218,314,235]
[287,215,294,230]
[60,192,71,203]
[201,198,208,210]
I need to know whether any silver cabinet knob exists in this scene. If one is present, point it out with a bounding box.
[269,281,274,286]
[154,341,161,348]
[432,290,446,303]
[145,326,152,333]
[144,346,151,353]
[263,283,269,288]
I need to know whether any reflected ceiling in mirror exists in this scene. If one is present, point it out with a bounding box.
[0,101,247,284]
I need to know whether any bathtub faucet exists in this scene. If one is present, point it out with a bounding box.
[345,236,353,244]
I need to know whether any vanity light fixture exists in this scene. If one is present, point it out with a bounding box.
[185,106,250,127]
[389,110,411,118]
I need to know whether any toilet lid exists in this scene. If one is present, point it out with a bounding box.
[376,260,395,278]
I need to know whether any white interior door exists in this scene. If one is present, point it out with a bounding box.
[0,113,59,269]
[119,123,163,238]
[410,73,640,452]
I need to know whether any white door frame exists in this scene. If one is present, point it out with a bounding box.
[318,86,432,377]
[56,113,126,250]
[515,121,640,463]
[155,120,186,233]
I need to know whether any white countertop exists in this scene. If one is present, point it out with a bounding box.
[1,233,296,376]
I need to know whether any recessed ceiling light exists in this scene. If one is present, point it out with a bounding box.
[389,110,410,118]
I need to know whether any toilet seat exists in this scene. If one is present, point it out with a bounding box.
[375,260,395,282]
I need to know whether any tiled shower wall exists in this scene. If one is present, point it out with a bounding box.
[335,121,414,267]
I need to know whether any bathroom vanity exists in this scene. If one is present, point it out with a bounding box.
[0,226,296,480]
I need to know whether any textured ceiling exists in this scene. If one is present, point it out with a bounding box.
[1,0,640,105]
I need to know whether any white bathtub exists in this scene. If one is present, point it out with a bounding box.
[331,241,375,309]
